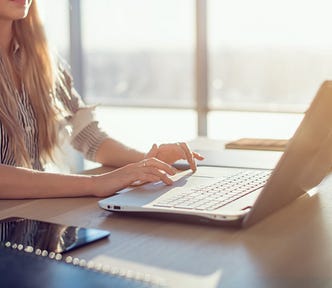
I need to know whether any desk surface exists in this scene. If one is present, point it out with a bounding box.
[1,139,332,288]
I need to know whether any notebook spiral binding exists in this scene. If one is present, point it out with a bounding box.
[2,241,166,287]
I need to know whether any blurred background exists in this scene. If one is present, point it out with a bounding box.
[38,0,332,170]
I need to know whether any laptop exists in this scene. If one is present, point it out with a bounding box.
[99,81,332,228]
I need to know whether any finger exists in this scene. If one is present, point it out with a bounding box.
[130,175,160,187]
[146,168,173,185]
[141,157,177,175]
[193,151,205,160]
[179,142,197,172]
[145,143,158,158]
[130,179,148,187]
[135,167,173,186]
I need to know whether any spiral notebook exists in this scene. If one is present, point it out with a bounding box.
[0,242,163,288]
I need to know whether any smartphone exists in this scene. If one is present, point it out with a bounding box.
[0,217,110,253]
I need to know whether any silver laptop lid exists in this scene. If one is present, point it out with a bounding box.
[243,81,332,227]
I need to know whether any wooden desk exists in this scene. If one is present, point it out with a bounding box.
[1,141,332,287]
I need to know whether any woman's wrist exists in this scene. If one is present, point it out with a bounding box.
[84,174,113,198]
[79,174,96,197]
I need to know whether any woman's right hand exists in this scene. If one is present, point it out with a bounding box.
[91,157,178,197]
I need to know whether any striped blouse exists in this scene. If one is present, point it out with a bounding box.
[0,56,108,171]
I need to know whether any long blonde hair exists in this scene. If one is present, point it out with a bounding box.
[0,0,59,167]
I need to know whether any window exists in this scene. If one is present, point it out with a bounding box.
[208,0,332,112]
[40,0,332,115]
[38,1,330,170]
[81,0,195,108]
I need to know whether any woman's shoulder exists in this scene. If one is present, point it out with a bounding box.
[55,56,73,86]
[53,54,82,113]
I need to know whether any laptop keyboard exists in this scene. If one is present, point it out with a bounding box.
[153,170,271,211]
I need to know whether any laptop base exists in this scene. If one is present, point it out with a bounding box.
[106,210,244,228]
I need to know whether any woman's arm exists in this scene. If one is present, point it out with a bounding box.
[0,164,92,199]
[0,157,177,199]
[56,67,203,169]
[94,138,145,167]
[95,138,204,171]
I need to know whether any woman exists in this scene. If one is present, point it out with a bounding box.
[0,0,203,199]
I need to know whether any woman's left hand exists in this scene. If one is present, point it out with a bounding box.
[145,142,204,172]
